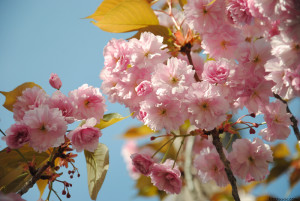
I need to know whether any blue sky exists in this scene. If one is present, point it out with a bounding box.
[0,1,300,201]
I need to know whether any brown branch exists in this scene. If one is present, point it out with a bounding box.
[211,129,240,201]
[273,93,300,142]
[17,150,59,196]
[181,43,201,82]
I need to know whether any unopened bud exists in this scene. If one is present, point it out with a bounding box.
[67,193,71,198]
[253,123,259,128]
[250,113,256,118]
[150,136,156,141]
[250,128,256,134]
[62,190,66,195]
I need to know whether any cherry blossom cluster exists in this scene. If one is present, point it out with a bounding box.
[3,73,106,153]
[103,0,300,195]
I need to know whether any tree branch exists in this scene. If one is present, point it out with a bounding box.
[273,93,300,142]
[211,129,240,201]
[181,43,201,82]
[17,150,59,196]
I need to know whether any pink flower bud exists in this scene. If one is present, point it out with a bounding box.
[49,73,62,90]
[135,81,153,96]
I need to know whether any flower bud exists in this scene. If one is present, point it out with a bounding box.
[49,73,62,90]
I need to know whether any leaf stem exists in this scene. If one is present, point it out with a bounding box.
[225,134,235,150]
[273,93,300,142]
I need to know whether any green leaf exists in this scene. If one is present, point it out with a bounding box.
[95,113,132,130]
[0,82,42,111]
[0,145,49,193]
[179,0,187,8]
[86,0,159,33]
[84,143,109,200]
[122,125,155,139]
[128,25,172,46]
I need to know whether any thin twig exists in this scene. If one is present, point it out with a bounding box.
[211,129,240,201]
[52,186,62,201]
[14,149,28,163]
[273,93,300,142]
[0,128,6,136]
[185,45,201,82]
[151,137,174,158]
[161,138,175,163]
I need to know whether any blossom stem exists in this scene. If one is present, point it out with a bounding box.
[151,137,174,158]
[273,93,300,142]
[172,137,185,168]
[235,122,266,131]
[52,187,62,201]
[161,138,175,163]
[211,129,240,201]
[46,181,53,201]
[225,134,235,150]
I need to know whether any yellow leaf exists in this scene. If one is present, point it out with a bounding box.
[86,0,159,33]
[0,82,42,111]
[206,0,217,6]
[179,0,187,8]
[84,143,109,200]
[127,25,172,46]
[36,179,48,198]
[135,175,158,197]
[122,125,155,139]
[0,145,49,193]
[95,113,132,130]
[271,143,290,159]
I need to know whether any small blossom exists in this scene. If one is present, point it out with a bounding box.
[23,105,67,152]
[49,73,62,90]
[3,123,30,149]
[194,147,229,187]
[150,159,182,194]
[202,59,230,84]
[259,100,292,141]
[69,84,106,121]
[67,118,102,152]
[13,86,49,121]
[121,140,140,179]
[135,81,153,96]
[131,153,154,176]
[229,138,273,181]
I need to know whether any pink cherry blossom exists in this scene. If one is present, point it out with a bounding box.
[130,32,168,70]
[193,136,214,154]
[131,153,154,176]
[184,0,225,34]
[259,100,292,141]
[49,73,62,90]
[226,0,254,25]
[3,123,30,149]
[152,57,195,97]
[67,118,101,152]
[229,138,273,181]
[194,147,229,187]
[23,105,67,152]
[103,38,131,74]
[202,24,244,59]
[135,80,153,96]
[177,52,204,80]
[69,84,106,122]
[140,94,186,132]
[13,86,49,121]
[150,159,182,194]
[202,59,230,84]
[49,90,75,123]
[185,82,229,130]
